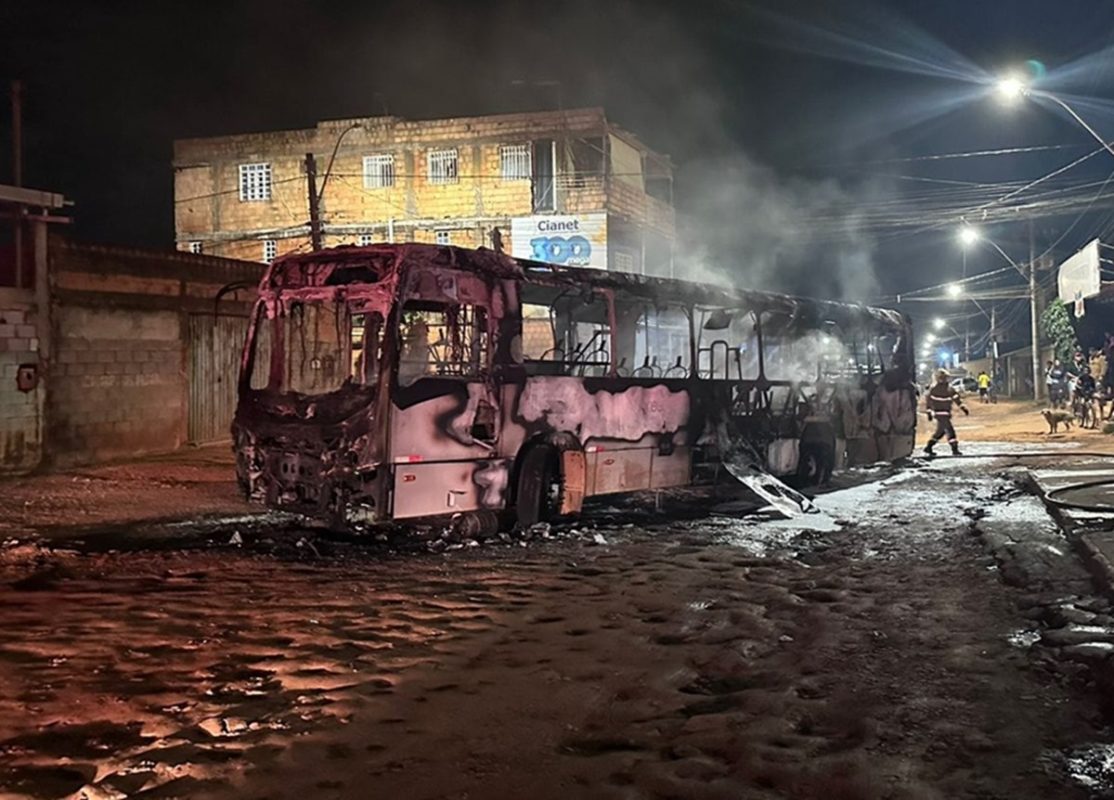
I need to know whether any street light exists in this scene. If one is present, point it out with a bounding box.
[958,224,1025,277]
[994,73,1114,160]
[995,75,1027,103]
[958,226,980,247]
[955,222,1039,401]
[933,317,946,330]
[946,283,963,298]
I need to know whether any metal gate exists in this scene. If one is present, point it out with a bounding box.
[188,314,249,444]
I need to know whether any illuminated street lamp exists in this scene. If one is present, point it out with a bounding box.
[933,317,946,331]
[955,220,1039,401]
[945,283,962,299]
[958,226,980,247]
[995,75,1027,103]
[994,73,1114,160]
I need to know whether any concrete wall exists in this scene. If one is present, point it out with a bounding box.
[50,307,184,466]
[41,239,262,469]
[0,289,42,473]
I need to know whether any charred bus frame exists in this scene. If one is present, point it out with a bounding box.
[233,244,916,529]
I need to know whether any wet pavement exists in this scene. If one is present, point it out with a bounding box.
[2,450,1114,799]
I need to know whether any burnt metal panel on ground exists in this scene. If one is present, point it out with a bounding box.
[189,314,249,444]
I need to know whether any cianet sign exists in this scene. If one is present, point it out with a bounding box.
[511,213,608,269]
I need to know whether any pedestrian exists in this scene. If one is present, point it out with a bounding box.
[1076,366,1098,428]
[1070,350,1086,377]
[924,368,970,457]
[977,370,991,404]
[1090,347,1106,385]
[1048,359,1068,409]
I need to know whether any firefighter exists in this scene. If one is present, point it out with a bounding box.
[924,369,969,456]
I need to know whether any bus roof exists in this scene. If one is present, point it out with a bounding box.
[264,243,907,332]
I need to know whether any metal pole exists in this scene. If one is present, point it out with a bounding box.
[11,80,22,187]
[1031,90,1114,160]
[962,248,969,361]
[306,152,322,251]
[12,80,23,288]
[1029,218,1041,402]
[990,302,998,386]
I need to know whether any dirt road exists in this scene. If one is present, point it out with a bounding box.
[1,450,1113,799]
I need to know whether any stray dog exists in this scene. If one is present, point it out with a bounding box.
[1042,408,1075,434]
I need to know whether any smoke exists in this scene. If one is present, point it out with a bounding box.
[673,152,889,303]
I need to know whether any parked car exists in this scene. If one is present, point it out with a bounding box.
[950,376,978,395]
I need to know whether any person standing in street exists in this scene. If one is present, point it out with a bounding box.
[1075,366,1099,428]
[925,369,970,457]
[1048,359,1068,409]
[977,370,991,404]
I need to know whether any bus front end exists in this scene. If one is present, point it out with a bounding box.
[233,247,399,526]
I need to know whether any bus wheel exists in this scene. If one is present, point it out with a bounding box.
[797,443,832,487]
[516,445,561,528]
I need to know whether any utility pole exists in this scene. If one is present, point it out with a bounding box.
[305,152,322,251]
[11,80,23,288]
[962,247,969,361]
[1029,218,1041,403]
[989,302,998,386]
[11,80,22,187]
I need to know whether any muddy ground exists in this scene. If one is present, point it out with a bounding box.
[2,448,1114,799]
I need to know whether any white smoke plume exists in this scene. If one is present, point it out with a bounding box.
[673,152,890,304]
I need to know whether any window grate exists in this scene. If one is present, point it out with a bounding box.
[263,239,277,264]
[427,149,459,185]
[362,154,395,189]
[239,163,272,202]
[358,233,374,246]
[500,144,531,181]
[435,230,451,246]
[188,241,203,254]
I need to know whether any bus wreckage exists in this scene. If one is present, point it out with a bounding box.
[232,244,917,531]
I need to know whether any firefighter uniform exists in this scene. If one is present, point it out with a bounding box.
[925,376,968,456]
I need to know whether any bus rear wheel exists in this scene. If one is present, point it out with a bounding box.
[797,442,833,487]
[515,445,561,528]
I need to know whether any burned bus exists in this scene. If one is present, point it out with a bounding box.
[233,244,916,529]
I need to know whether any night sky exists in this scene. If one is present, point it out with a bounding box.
[4,0,1114,306]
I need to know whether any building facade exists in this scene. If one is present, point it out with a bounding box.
[173,108,675,276]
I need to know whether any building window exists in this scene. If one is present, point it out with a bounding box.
[239,163,272,202]
[613,251,635,273]
[188,241,203,254]
[358,233,374,246]
[362,154,395,189]
[500,144,531,181]
[435,230,451,246]
[427,149,459,185]
[263,239,277,264]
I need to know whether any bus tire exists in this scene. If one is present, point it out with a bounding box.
[797,441,833,487]
[515,444,560,528]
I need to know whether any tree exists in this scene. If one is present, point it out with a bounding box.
[1040,300,1080,363]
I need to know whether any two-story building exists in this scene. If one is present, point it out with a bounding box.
[173,108,675,276]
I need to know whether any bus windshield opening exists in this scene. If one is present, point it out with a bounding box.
[249,300,383,397]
